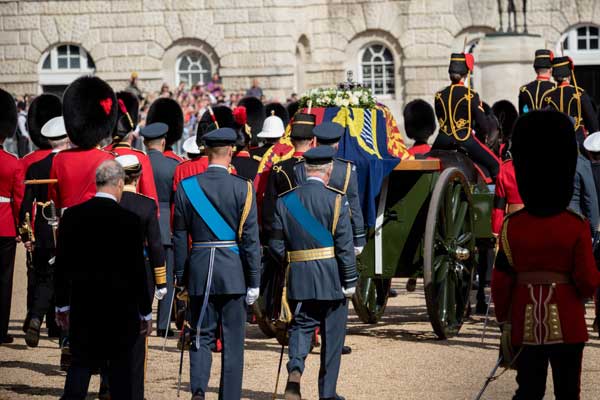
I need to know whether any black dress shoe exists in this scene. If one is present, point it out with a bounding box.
[405,278,417,292]
[191,392,205,400]
[389,288,399,297]
[320,395,345,400]
[475,301,488,315]
[0,335,14,344]
[26,317,41,347]
[341,345,352,355]
[22,315,31,333]
[157,329,174,337]
[284,370,302,400]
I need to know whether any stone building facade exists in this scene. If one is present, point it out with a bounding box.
[0,0,599,119]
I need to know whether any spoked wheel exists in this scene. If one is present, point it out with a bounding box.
[352,270,392,324]
[423,168,475,339]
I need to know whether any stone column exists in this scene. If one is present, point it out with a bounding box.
[473,33,546,107]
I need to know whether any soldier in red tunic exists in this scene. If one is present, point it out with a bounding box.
[17,93,62,334]
[404,99,434,157]
[0,88,24,345]
[106,91,158,207]
[49,76,117,210]
[491,110,600,399]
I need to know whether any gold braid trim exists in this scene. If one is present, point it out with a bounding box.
[500,220,513,267]
[332,194,341,235]
[238,181,253,239]
[287,247,335,262]
[154,265,167,285]
[342,162,351,193]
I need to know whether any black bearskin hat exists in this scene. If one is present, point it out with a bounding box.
[0,88,17,141]
[114,91,139,137]
[146,98,183,148]
[197,106,236,146]
[512,111,577,216]
[286,101,300,120]
[237,96,265,145]
[62,76,118,149]
[403,99,435,142]
[27,93,62,149]
[265,102,289,127]
[491,100,518,140]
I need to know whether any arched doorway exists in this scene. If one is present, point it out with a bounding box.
[295,35,311,95]
[38,44,95,95]
[559,25,600,107]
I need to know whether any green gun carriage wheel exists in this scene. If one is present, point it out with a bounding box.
[352,274,392,324]
[423,167,476,339]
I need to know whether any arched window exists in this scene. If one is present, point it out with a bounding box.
[560,25,600,65]
[359,44,395,96]
[176,51,212,86]
[38,44,95,95]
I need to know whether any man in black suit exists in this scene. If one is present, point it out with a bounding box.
[55,160,153,400]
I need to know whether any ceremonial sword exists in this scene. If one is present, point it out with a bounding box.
[177,246,216,397]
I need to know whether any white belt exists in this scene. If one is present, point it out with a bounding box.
[0,196,11,203]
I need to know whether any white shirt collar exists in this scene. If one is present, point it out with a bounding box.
[208,164,228,171]
[95,192,117,202]
[307,176,325,184]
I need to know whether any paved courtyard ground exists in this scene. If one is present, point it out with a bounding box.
[2,247,600,399]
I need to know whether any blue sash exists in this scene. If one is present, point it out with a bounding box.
[181,177,239,254]
[282,191,334,247]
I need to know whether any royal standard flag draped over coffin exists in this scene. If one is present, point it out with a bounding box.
[254,104,411,228]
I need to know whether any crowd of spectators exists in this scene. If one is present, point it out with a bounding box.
[5,73,299,156]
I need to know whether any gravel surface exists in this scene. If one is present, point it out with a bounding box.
[2,247,600,399]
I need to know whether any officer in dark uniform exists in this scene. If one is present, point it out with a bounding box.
[20,116,69,347]
[492,111,600,399]
[313,122,366,252]
[172,128,261,400]
[518,49,556,115]
[116,154,166,396]
[542,56,599,147]
[140,122,180,336]
[269,146,357,400]
[262,113,316,239]
[432,53,499,181]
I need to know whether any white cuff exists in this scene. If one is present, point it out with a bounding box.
[139,313,152,321]
[55,305,70,313]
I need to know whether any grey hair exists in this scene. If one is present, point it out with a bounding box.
[96,160,125,188]
[305,162,332,175]
[50,137,70,149]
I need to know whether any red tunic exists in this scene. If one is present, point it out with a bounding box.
[0,148,24,237]
[172,156,237,192]
[108,143,159,207]
[491,209,600,345]
[491,160,523,234]
[164,149,184,163]
[50,147,114,210]
[407,143,431,156]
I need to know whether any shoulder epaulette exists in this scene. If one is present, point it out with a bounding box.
[278,186,297,197]
[326,185,345,195]
[503,207,526,221]
[566,208,586,221]
[130,147,147,156]
[335,157,354,165]
[133,192,156,202]
[231,173,251,183]
[252,155,262,162]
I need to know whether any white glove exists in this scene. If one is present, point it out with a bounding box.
[342,286,356,298]
[354,246,364,256]
[154,287,167,300]
[246,287,260,305]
